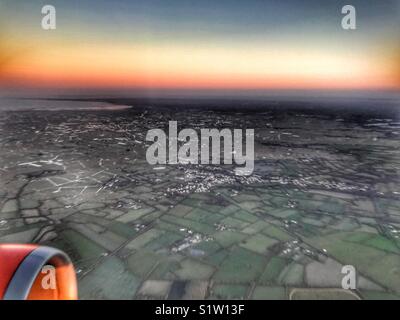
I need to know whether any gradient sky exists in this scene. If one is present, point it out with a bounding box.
[0,0,399,93]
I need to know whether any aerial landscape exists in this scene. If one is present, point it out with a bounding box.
[0,96,399,299]
[0,0,399,300]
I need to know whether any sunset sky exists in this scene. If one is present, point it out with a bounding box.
[0,0,399,94]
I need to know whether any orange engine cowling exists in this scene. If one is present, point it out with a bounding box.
[0,244,78,300]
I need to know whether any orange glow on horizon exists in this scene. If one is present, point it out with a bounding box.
[1,42,399,91]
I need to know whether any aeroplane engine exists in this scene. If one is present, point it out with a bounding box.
[0,244,78,300]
